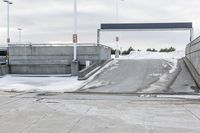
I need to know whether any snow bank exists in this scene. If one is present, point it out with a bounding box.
[118,51,185,60]
[0,60,116,93]
[119,51,185,73]
[118,51,185,93]
[0,75,85,93]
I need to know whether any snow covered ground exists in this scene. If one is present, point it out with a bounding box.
[0,61,115,93]
[118,51,185,60]
[118,51,186,93]
[0,51,185,93]
[119,51,185,73]
[0,75,86,93]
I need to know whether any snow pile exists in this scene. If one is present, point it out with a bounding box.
[119,51,185,60]
[119,51,185,74]
[118,51,185,93]
[0,60,115,93]
[0,75,85,93]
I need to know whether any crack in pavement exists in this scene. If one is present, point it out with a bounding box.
[184,105,200,121]
[0,97,23,108]
[67,107,92,133]
[21,114,48,133]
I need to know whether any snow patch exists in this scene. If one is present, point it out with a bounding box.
[0,75,85,93]
[118,51,184,74]
[0,60,116,93]
[118,51,184,60]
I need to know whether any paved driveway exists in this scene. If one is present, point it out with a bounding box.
[81,59,197,94]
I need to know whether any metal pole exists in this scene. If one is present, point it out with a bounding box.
[190,28,194,42]
[116,0,119,23]
[97,29,100,44]
[73,0,77,61]
[3,0,13,45]
[115,0,119,57]
[18,28,22,42]
[19,30,21,42]
[7,2,10,44]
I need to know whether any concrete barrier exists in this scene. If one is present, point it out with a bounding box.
[8,43,111,75]
[78,62,99,80]
[78,59,113,80]
[185,36,200,88]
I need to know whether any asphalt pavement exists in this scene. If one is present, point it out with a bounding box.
[81,59,197,94]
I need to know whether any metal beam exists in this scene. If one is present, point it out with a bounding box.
[101,23,193,30]
[97,22,193,43]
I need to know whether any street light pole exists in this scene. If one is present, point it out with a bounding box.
[115,0,124,58]
[18,28,22,43]
[116,0,119,23]
[3,0,13,45]
[73,0,78,61]
[71,0,79,76]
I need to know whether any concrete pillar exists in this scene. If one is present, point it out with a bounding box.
[115,50,119,58]
[97,29,100,44]
[71,60,79,76]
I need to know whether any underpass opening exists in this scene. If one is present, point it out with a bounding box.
[97,22,193,49]
[87,22,199,95]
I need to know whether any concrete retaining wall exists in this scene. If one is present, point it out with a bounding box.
[185,36,200,75]
[8,43,111,74]
[185,36,200,87]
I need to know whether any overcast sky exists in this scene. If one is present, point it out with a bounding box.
[0,0,200,50]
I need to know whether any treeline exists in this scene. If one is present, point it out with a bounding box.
[111,46,176,55]
[146,47,176,52]
[111,47,141,55]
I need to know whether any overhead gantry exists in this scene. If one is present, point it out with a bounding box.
[97,22,193,44]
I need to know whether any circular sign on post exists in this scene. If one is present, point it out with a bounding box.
[73,34,78,43]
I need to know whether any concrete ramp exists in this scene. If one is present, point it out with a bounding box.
[80,59,197,94]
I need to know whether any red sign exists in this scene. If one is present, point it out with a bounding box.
[73,34,78,43]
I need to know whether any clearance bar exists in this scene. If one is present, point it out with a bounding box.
[101,23,192,30]
[97,22,193,43]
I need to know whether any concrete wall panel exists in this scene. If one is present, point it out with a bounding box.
[186,36,200,74]
[8,44,111,74]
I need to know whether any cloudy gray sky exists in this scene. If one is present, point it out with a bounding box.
[0,0,200,50]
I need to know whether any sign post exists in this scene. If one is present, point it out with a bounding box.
[115,36,120,58]
[71,0,79,76]
[73,0,77,61]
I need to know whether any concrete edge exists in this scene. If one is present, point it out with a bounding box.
[183,57,200,89]
[78,59,114,80]
[78,62,99,78]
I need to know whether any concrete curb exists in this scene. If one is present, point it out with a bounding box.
[183,57,200,89]
[78,59,114,80]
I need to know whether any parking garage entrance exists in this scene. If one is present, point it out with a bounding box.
[97,22,193,44]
